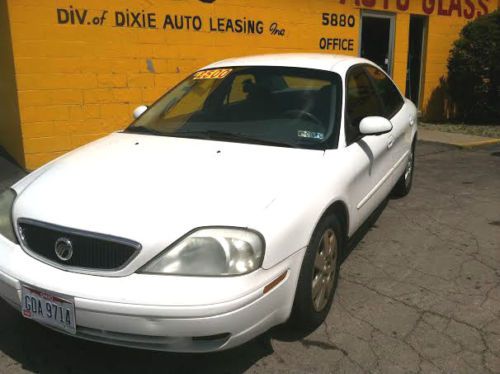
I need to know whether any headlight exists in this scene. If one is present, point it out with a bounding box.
[0,189,17,243]
[141,228,265,276]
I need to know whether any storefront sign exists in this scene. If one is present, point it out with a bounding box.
[56,7,287,36]
[339,0,490,18]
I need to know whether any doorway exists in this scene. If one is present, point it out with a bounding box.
[406,15,428,107]
[360,11,395,76]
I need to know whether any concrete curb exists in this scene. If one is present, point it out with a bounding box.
[453,138,500,149]
[417,128,500,149]
[420,138,500,149]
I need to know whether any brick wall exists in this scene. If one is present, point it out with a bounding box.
[0,0,24,165]
[1,0,496,170]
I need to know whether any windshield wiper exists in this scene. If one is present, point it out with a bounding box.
[172,130,298,148]
[124,127,321,149]
[124,126,164,136]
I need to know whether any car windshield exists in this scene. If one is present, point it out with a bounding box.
[125,66,342,149]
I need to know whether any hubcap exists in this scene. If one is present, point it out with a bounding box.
[311,229,338,312]
[404,150,414,186]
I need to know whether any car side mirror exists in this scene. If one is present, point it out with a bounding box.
[359,116,392,136]
[133,105,148,119]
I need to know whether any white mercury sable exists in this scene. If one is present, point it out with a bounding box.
[0,54,417,352]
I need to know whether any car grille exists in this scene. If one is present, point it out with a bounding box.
[17,219,141,271]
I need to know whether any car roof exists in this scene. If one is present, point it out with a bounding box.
[200,53,373,73]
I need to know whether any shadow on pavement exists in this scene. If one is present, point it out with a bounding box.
[0,147,26,192]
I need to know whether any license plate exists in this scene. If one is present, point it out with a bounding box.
[21,285,76,334]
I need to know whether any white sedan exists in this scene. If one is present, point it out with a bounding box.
[0,54,417,352]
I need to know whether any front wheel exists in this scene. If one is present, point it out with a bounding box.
[290,214,342,330]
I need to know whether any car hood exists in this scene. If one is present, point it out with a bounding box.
[13,133,325,255]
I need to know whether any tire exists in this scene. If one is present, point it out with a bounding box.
[290,214,342,330]
[392,140,416,198]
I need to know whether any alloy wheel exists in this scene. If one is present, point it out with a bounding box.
[404,149,414,187]
[311,228,338,312]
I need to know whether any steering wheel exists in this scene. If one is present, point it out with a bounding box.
[283,110,322,126]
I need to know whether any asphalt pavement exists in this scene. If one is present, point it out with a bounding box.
[0,141,499,374]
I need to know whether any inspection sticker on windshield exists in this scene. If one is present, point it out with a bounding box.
[193,68,232,80]
[297,130,324,140]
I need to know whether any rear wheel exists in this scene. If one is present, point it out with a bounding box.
[392,140,416,197]
[290,214,342,330]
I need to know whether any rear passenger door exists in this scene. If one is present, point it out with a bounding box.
[344,65,396,231]
[364,65,410,184]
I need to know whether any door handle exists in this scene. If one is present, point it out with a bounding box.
[387,135,394,149]
[409,116,415,127]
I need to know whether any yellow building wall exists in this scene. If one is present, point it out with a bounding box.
[3,0,497,170]
[0,0,24,166]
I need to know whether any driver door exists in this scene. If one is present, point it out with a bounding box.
[343,65,395,232]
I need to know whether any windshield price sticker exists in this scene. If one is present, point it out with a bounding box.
[193,68,232,80]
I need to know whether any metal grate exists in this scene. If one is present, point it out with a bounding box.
[18,219,140,271]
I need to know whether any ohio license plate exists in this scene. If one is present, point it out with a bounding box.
[21,285,76,334]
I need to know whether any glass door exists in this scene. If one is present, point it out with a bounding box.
[360,10,396,76]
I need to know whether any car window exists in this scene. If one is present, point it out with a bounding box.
[127,66,343,150]
[345,66,384,145]
[162,79,215,124]
[364,65,404,119]
[228,74,256,104]
[284,76,331,90]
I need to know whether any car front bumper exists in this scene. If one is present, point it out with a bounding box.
[0,234,305,352]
